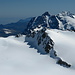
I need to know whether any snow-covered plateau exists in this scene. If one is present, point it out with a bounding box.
[0,29,75,75]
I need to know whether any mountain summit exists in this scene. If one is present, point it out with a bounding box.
[42,11,51,16]
[24,11,72,68]
[24,11,75,35]
[0,11,74,68]
[0,11,75,37]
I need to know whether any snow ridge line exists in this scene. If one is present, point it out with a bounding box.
[24,27,71,68]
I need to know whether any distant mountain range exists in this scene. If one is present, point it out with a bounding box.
[24,11,75,35]
[0,11,75,37]
[0,17,32,37]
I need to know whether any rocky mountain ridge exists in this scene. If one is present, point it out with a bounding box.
[24,11,75,35]
[0,11,75,37]
[0,11,74,67]
[25,25,71,68]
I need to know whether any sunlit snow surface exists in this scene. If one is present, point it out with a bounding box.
[46,29,75,68]
[0,31,75,75]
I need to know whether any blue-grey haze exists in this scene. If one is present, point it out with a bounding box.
[0,0,75,24]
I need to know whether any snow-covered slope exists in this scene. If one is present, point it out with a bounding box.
[0,34,75,75]
[56,11,75,30]
[0,11,75,75]
[46,29,75,68]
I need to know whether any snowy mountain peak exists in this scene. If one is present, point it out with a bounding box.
[57,11,74,18]
[25,27,54,54]
[42,11,51,17]
[25,25,71,68]
[24,11,75,36]
[0,11,74,72]
[23,11,74,68]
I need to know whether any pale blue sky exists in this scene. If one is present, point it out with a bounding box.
[0,0,75,24]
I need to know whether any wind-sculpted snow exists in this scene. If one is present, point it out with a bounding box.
[25,26,71,68]
[46,29,75,68]
[23,11,75,68]
[0,30,75,75]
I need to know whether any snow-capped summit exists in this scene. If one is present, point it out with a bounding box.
[1,11,75,37]
[57,11,74,17]
[25,19,71,68]
[24,12,59,35]
[24,11,75,33]
[56,11,75,31]
[42,11,51,17]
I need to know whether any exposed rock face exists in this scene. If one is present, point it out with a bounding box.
[49,15,59,29]
[25,27,54,54]
[24,11,59,34]
[24,12,72,68]
[25,26,71,68]
[42,12,51,16]
[1,11,75,37]
[24,11,75,35]
[57,59,71,68]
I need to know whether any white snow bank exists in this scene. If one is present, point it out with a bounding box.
[46,29,75,68]
[0,35,75,75]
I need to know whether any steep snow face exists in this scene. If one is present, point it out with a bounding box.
[0,34,75,75]
[56,17,64,30]
[57,11,74,17]
[46,29,75,68]
[25,25,71,68]
[56,11,75,31]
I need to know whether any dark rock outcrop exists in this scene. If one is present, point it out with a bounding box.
[57,59,71,68]
[25,27,54,54]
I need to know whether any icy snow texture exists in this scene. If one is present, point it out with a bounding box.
[46,29,75,68]
[0,31,75,75]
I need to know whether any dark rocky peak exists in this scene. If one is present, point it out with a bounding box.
[49,15,59,29]
[24,11,75,35]
[25,27,54,54]
[42,12,51,17]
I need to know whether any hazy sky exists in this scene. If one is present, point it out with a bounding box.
[0,0,75,24]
